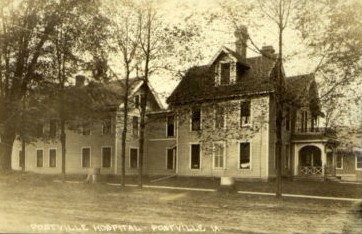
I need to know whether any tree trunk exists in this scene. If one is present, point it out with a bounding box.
[275,0,284,198]
[275,106,283,198]
[121,72,130,187]
[0,128,15,170]
[138,87,148,188]
[60,119,66,180]
[21,138,25,171]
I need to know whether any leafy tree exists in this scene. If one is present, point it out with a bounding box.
[106,0,141,186]
[295,0,362,128]
[0,0,61,170]
[0,0,108,172]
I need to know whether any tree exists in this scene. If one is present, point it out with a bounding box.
[295,0,362,128]
[106,0,141,187]
[135,0,204,187]
[0,0,61,170]
[0,0,109,172]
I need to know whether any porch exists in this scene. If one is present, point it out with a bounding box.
[293,144,338,180]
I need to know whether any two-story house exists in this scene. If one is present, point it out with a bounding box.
[12,28,359,181]
[11,77,164,175]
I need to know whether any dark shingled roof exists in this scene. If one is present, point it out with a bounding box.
[285,74,315,98]
[167,49,277,105]
[167,46,319,106]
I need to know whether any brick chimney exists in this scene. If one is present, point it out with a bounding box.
[75,75,85,87]
[234,26,248,59]
[260,45,275,58]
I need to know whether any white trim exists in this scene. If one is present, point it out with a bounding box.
[212,142,226,170]
[129,147,139,169]
[48,148,57,168]
[336,154,343,170]
[237,141,252,170]
[165,147,176,170]
[81,146,91,168]
[355,153,362,171]
[208,46,238,66]
[101,146,112,168]
[35,148,44,168]
[189,142,202,170]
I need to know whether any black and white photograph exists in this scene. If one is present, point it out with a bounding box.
[0,0,361,233]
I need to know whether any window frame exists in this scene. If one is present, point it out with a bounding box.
[49,148,57,168]
[355,152,362,170]
[102,117,112,135]
[129,147,139,169]
[220,62,231,85]
[214,105,226,129]
[81,147,91,168]
[132,116,139,137]
[238,141,251,170]
[36,149,44,168]
[166,115,175,137]
[190,143,202,170]
[166,147,176,170]
[240,100,251,128]
[213,142,226,170]
[101,146,112,168]
[336,154,343,170]
[190,107,201,131]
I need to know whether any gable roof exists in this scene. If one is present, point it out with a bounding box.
[285,74,315,97]
[71,78,163,111]
[167,49,277,105]
[209,46,250,69]
[285,73,322,115]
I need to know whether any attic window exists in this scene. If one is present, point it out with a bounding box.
[220,63,230,85]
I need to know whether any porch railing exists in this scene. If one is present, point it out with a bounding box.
[300,166,323,175]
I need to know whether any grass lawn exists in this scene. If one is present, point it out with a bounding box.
[0,171,362,233]
[106,175,362,199]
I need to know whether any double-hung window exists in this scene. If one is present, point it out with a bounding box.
[213,143,225,169]
[49,149,56,168]
[215,105,225,129]
[191,144,201,169]
[82,148,91,168]
[102,147,111,168]
[191,107,201,131]
[240,101,251,127]
[356,152,362,170]
[36,149,43,168]
[220,63,230,85]
[239,142,250,169]
[167,115,175,137]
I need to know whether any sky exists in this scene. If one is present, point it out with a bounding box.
[140,0,318,101]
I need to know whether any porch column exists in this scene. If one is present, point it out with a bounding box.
[293,145,299,176]
[321,146,327,176]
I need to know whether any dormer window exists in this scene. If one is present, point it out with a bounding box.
[215,61,237,86]
[220,63,230,85]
